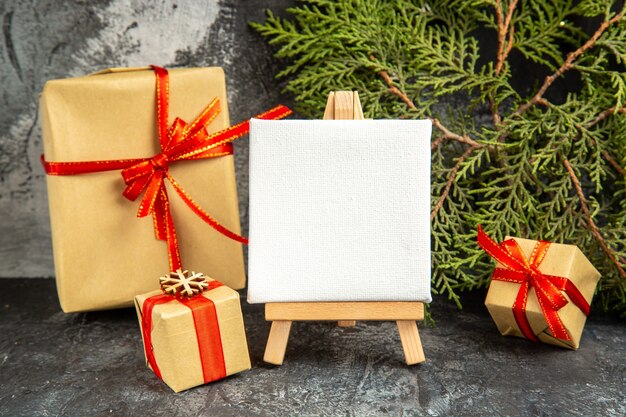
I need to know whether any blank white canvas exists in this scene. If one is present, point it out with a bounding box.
[247,119,432,303]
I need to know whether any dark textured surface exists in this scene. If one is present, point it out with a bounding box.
[0,279,624,416]
[0,0,295,277]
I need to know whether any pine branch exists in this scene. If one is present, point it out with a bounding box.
[431,118,482,148]
[586,106,626,176]
[534,104,626,176]
[431,135,446,150]
[589,106,626,127]
[371,55,483,149]
[564,158,626,278]
[515,9,625,117]
[372,59,418,111]
[431,146,478,221]
[603,151,626,176]
[494,0,518,76]
[489,0,517,127]
[490,0,519,130]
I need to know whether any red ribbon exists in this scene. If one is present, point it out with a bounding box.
[42,65,292,271]
[477,226,590,342]
[141,280,226,384]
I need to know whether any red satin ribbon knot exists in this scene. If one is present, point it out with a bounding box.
[41,65,292,272]
[477,225,590,342]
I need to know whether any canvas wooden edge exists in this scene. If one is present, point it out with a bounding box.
[265,302,425,321]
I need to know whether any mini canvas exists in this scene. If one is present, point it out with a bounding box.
[247,119,432,303]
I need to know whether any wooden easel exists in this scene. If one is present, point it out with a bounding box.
[262,91,426,366]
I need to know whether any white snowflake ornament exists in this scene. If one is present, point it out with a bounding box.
[160,269,210,298]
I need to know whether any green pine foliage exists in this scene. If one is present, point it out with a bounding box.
[251,0,626,314]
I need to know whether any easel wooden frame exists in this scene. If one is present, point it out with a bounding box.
[262,91,426,366]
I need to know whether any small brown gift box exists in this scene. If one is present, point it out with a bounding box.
[41,67,245,312]
[135,281,251,393]
[484,234,601,349]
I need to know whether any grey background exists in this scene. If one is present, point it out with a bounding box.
[0,0,294,277]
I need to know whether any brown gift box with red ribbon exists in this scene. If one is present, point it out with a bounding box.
[134,278,251,392]
[40,67,247,312]
[479,227,601,349]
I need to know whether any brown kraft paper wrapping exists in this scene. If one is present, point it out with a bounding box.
[41,67,245,312]
[485,236,601,349]
[135,286,251,393]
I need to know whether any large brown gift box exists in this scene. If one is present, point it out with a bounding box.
[135,282,251,392]
[485,236,601,349]
[41,68,245,312]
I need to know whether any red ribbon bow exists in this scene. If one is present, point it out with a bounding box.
[42,65,292,271]
[477,226,590,342]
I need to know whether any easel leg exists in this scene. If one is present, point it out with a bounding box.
[396,320,425,365]
[338,321,356,327]
[263,321,293,365]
